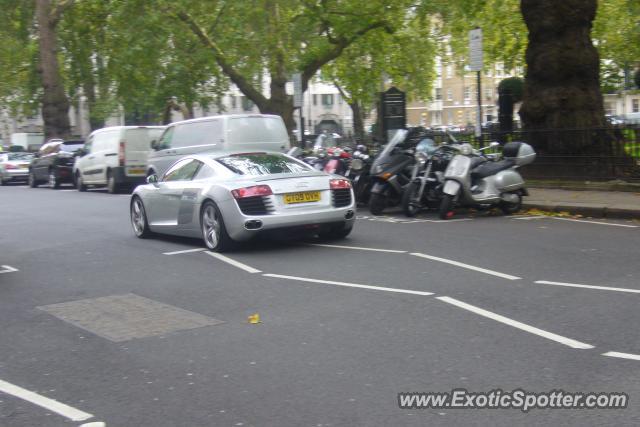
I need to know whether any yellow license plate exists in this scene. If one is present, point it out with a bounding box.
[127,168,146,176]
[284,191,321,204]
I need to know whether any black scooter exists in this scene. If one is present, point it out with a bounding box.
[368,130,416,215]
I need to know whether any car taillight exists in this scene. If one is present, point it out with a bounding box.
[5,164,17,170]
[330,179,351,189]
[231,185,273,199]
[118,141,125,166]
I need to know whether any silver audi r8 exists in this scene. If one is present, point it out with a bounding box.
[130,151,356,251]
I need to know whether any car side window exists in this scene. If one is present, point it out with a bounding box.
[162,159,202,182]
[83,136,93,154]
[158,127,174,150]
[193,164,216,180]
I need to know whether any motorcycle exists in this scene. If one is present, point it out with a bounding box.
[323,146,352,176]
[368,129,416,215]
[438,141,536,219]
[401,139,456,217]
[345,144,373,205]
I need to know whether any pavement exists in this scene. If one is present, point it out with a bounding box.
[525,188,640,219]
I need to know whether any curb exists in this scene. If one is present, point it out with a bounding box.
[523,201,640,220]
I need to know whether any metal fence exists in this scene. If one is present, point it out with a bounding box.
[442,125,640,182]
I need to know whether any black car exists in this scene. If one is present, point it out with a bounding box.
[29,139,85,188]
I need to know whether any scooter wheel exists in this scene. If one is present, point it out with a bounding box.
[368,193,386,216]
[438,194,455,220]
[499,193,522,215]
[401,182,421,217]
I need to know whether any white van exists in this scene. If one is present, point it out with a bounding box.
[74,126,165,193]
[147,114,290,178]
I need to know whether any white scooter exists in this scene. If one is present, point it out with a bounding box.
[438,141,536,219]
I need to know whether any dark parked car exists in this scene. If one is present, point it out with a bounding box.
[29,139,85,188]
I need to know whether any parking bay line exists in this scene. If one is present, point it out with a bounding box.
[308,243,407,253]
[263,273,433,296]
[436,296,594,350]
[163,248,208,255]
[0,378,94,422]
[204,252,262,273]
[551,217,638,228]
[410,252,521,280]
[0,265,19,274]
[602,351,640,361]
[535,280,640,294]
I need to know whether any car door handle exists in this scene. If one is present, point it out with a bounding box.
[88,156,95,159]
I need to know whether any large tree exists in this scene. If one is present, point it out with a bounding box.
[519,0,605,154]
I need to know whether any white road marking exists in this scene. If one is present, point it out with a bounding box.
[163,248,208,255]
[602,351,640,361]
[59,189,76,192]
[535,280,640,294]
[263,273,433,296]
[0,378,94,422]
[410,253,521,280]
[0,265,18,274]
[205,252,262,273]
[403,218,473,223]
[80,423,106,427]
[512,216,546,220]
[551,217,638,228]
[309,243,407,253]
[436,296,594,349]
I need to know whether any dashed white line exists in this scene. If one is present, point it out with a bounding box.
[551,217,638,228]
[535,280,640,294]
[602,351,640,361]
[205,252,262,273]
[308,243,407,253]
[163,248,208,255]
[410,252,521,280]
[0,265,18,274]
[0,378,94,422]
[436,296,594,349]
[263,273,433,296]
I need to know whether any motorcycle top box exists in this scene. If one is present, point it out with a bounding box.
[502,141,536,166]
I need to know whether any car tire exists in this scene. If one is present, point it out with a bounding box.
[48,169,60,189]
[368,193,386,216]
[76,172,87,192]
[201,200,234,252]
[28,171,38,188]
[318,223,353,241]
[130,196,153,238]
[107,170,119,194]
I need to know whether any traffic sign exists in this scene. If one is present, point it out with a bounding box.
[469,28,483,72]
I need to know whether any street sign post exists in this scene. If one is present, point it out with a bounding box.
[292,73,304,143]
[469,28,483,140]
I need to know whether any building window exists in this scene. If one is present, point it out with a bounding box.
[604,103,614,116]
[447,111,454,124]
[464,86,471,101]
[321,94,334,106]
[446,65,453,78]
[231,96,237,109]
[633,99,639,113]
[313,94,317,106]
[337,94,342,105]
[435,88,442,100]
[447,88,453,101]
[485,88,492,101]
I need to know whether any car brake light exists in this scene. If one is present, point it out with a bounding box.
[231,185,273,199]
[330,179,351,189]
[119,141,125,166]
[5,164,17,170]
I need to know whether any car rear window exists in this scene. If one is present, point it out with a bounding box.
[216,153,311,175]
[7,152,34,161]
[61,143,84,152]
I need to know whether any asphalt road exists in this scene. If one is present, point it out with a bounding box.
[1,184,639,426]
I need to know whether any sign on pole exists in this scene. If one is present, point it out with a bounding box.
[380,87,406,140]
[469,28,483,72]
[292,73,303,108]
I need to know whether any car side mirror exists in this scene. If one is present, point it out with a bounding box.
[151,140,159,150]
[146,174,159,185]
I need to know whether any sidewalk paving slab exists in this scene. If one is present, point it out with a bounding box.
[524,188,640,219]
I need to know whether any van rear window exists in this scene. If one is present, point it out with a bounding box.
[227,117,288,144]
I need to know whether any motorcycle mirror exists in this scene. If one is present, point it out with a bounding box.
[287,147,303,158]
[490,141,500,148]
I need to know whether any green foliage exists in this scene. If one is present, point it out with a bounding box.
[498,77,524,102]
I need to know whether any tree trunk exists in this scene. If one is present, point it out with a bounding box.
[350,101,365,142]
[261,76,295,135]
[519,0,606,155]
[36,0,71,140]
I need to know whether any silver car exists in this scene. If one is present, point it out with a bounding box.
[0,152,34,185]
[130,151,356,251]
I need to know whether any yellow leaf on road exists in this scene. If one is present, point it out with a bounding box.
[248,313,261,324]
